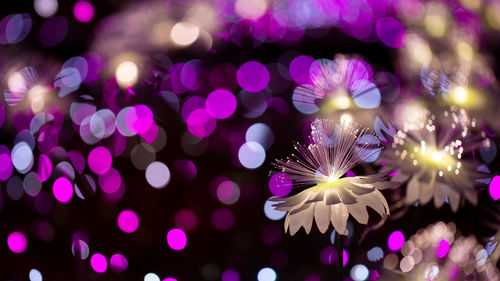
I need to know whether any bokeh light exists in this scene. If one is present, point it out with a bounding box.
[90,253,108,273]
[166,228,187,251]
[206,89,237,119]
[52,177,73,204]
[237,61,270,93]
[489,175,500,201]
[388,230,405,251]
[7,231,27,254]
[117,210,140,234]
[29,268,43,281]
[73,1,94,23]
[350,264,369,281]
[238,141,265,169]
[110,253,128,273]
[145,161,171,189]
[257,267,277,281]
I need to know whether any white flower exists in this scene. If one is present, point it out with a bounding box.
[271,119,397,235]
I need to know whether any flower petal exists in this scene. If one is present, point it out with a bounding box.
[406,174,420,204]
[347,203,369,224]
[433,182,449,208]
[325,190,341,205]
[314,201,331,233]
[330,204,348,235]
[289,203,315,235]
[337,187,358,204]
[419,170,436,205]
[448,189,460,212]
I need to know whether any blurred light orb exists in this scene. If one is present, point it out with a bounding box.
[52,177,73,204]
[71,239,89,259]
[350,264,369,281]
[7,231,27,253]
[264,198,286,221]
[435,239,450,258]
[238,141,266,169]
[29,268,43,281]
[116,61,138,87]
[367,247,384,262]
[268,172,292,197]
[424,14,446,37]
[88,146,112,175]
[388,231,405,251]
[110,253,128,273]
[145,273,160,281]
[330,95,351,110]
[237,61,270,93]
[167,228,187,250]
[90,253,108,273]
[489,175,500,201]
[206,89,237,119]
[340,113,353,125]
[450,86,468,104]
[73,1,94,23]
[216,180,240,205]
[257,267,276,281]
[7,72,26,93]
[12,141,34,174]
[235,0,267,20]
[34,0,58,18]
[162,278,178,281]
[117,210,140,233]
[145,161,171,189]
[456,42,474,61]
[376,17,406,48]
[171,22,199,46]
[289,55,315,84]
[212,208,235,230]
[174,209,198,231]
[221,269,240,281]
[246,123,274,150]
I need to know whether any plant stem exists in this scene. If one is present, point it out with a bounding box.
[336,232,345,281]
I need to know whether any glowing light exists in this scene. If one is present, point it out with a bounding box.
[264,198,286,221]
[245,123,275,150]
[376,17,406,48]
[238,141,266,169]
[90,253,108,273]
[88,146,112,175]
[110,253,128,273]
[489,175,500,201]
[170,22,200,46]
[431,152,444,163]
[237,61,270,93]
[174,209,198,232]
[52,177,73,204]
[456,42,474,61]
[388,230,405,251]
[235,0,267,20]
[117,210,140,233]
[435,239,450,258]
[424,14,446,37]
[116,61,138,87]
[329,94,351,110]
[350,264,369,281]
[11,142,34,173]
[222,269,240,281]
[206,89,237,119]
[367,247,384,262]
[166,228,187,251]
[450,86,468,104]
[486,4,500,30]
[340,114,353,126]
[257,267,276,281]
[409,38,432,66]
[216,180,240,205]
[145,161,171,189]
[34,0,58,18]
[73,1,94,23]
[145,273,160,281]
[7,232,27,253]
[29,268,43,281]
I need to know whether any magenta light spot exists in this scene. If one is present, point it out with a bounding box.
[98,168,121,194]
[110,253,128,273]
[388,230,405,251]
[289,55,315,84]
[126,105,154,135]
[304,274,321,281]
[237,61,270,93]
[67,150,85,175]
[343,249,348,267]
[37,154,52,182]
[269,172,292,197]
[319,246,337,264]
[174,209,198,232]
[186,108,216,138]
[140,122,159,144]
[166,228,187,251]
[7,232,27,254]
[489,175,500,201]
[435,239,450,258]
[73,1,94,23]
[375,17,406,48]
[0,145,13,181]
[88,146,112,175]
[90,253,108,273]
[222,269,240,281]
[117,210,140,233]
[52,177,73,203]
[162,278,178,281]
[206,89,237,119]
[212,208,235,231]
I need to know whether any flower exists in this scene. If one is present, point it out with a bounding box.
[378,104,488,211]
[292,54,382,116]
[271,119,397,235]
